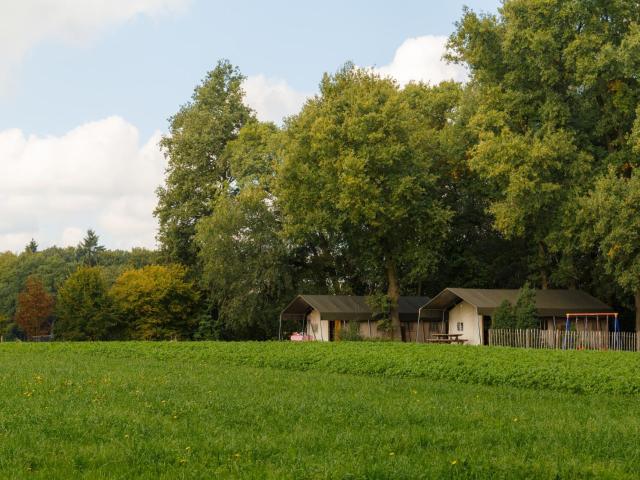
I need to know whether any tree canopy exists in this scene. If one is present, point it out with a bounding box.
[77,230,106,266]
[155,60,255,267]
[448,0,640,289]
[15,276,54,338]
[277,66,452,338]
[579,169,640,330]
[3,1,640,339]
[55,266,117,340]
[109,265,200,340]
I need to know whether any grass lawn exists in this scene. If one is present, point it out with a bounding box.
[0,342,638,479]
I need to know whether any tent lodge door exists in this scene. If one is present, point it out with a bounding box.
[482,315,491,345]
[329,320,342,341]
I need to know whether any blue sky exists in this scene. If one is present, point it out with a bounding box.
[0,0,500,252]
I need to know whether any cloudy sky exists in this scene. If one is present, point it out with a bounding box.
[0,0,499,252]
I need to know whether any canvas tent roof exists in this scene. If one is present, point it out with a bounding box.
[419,288,613,317]
[281,295,431,322]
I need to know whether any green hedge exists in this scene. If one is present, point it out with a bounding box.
[5,341,639,395]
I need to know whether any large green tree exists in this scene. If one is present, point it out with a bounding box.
[579,169,640,331]
[110,265,199,340]
[278,66,451,338]
[196,121,295,339]
[448,0,640,288]
[155,60,255,267]
[55,266,117,340]
[0,247,77,321]
[76,229,106,266]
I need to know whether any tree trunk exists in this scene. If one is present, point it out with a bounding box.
[386,257,401,341]
[540,273,549,290]
[635,290,640,334]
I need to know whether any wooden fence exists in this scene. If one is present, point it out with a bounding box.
[489,329,638,352]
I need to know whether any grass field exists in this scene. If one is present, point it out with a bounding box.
[1,342,639,479]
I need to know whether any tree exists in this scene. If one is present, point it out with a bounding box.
[278,66,451,339]
[492,299,515,329]
[196,121,295,339]
[77,229,105,266]
[491,284,537,330]
[110,265,199,340]
[24,239,38,254]
[55,267,117,340]
[447,1,640,288]
[197,186,294,339]
[15,276,54,339]
[0,247,78,322]
[514,282,538,329]
[155,60,255,267]
[96,248,161,286]
[402,80,531,294]
[579,170,640,332]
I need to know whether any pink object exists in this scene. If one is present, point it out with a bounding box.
[290,332,313,341]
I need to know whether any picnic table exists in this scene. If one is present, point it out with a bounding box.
[425,333,467,344]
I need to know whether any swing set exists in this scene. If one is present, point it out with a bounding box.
[561,312,620,350]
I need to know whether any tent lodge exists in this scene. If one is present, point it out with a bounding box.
[418,288,615,345]
[279,295,439,342]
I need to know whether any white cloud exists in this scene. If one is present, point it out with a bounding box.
[61,227,84,246]
[241,35,467,123]
[0,116,166,252]
[373,35,468,86]
[0,0,189,94]
[243,75,310,124]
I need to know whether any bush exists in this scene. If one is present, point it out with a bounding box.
[514,282,538,329]
[492,299,516,328]
[0,314,24,341]
[492,283,539,330]
[338,321,362,341]
[366,294,393,337]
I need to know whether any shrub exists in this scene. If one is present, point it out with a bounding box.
[492,299,515,329]
[514,282,538,329]
[492,283,539,330]
[0,314,24,341]
[338,321,362,341]
[366,294,393,337]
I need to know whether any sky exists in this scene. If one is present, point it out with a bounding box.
[0,0,500,253]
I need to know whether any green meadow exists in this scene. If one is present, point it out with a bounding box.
[1,342,638,479]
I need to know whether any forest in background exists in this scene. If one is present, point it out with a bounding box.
[2,0,640,340]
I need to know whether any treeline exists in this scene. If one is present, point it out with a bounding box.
[0,232,200,340]
[154,0,640,338]
[3,1,640,340]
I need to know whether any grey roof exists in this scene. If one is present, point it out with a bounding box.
[281,295,430,322]
[419,288,614,317]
